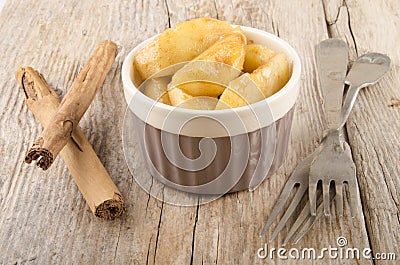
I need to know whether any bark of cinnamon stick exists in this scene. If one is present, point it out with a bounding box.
[16,66,124,219]
[25,40,118,170]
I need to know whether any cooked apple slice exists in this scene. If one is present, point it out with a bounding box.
[216,53,290,109]
[142,77,171,105]
[250,53,290,97]
[133,18,233,81]
[215,74,264,109]
[177,96,218,110]
[168,27,246,105]
[192,27,247,70]
[174,81,227,98]
[243,44,276,73]
[168,86,193,106]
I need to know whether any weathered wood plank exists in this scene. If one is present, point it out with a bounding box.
[323,0,400,263]
[0,0,397,264]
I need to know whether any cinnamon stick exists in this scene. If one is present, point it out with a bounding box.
[25,40,118,170]
[16,66,124,219]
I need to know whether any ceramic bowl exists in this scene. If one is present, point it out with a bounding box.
[122,26,301,194]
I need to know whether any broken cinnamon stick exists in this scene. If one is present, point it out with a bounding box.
[16,66,124,219]
[25,40,118,170]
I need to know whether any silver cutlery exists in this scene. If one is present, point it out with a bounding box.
[290,52,391,245]
[308,52,391,216]
[340,53,391,128]
[307,39,349,217]
[260,39,391,244]
[260,39,348,241]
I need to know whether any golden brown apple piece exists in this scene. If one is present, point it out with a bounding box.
[133,18,233,81]
[177,96,218,110]
[168,27,247,106]
[243,44,276,73]
[142,77,171,105]
[216,53,290,109]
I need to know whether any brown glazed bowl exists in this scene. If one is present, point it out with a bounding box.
[122,26,301,195]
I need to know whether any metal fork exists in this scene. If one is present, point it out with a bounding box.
[260,39,349,242]
[261,49,391,243]
[259,141,351,244]
[309,53,391,216]
[280,139,348,246]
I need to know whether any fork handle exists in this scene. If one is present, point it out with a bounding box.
[338,85,364,129]
[316,39,349,130]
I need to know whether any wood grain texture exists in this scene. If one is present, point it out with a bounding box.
[0,0,398,264]
[323,0,400,264]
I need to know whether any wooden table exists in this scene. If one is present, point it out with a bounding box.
[0,0,399,264]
